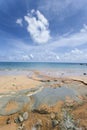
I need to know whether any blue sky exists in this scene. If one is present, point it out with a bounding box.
[0,0,87,62]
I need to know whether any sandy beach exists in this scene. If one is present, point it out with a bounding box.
[0,70,87,93]
[0,75,41,93]
[0,70,87,130]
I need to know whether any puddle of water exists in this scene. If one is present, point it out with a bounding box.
[32,86,78,109]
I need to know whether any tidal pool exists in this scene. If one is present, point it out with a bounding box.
[32,86,78,109]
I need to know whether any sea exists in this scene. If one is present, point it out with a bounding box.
[0,62,87,76]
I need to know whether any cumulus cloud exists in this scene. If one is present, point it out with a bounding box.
[16,18,23,26]
[24,9,51,44]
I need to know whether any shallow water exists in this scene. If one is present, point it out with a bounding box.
[0,62,87,76]
[32,86,78,109]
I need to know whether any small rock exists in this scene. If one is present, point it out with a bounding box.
[6,118,11,124]
[33,119,43,130]
[52,120,59,127]
[18,115,24,122]
[50,112,56,120]
[47,80,50,82]
[23,112,29,120]
[83,73,86,75]
[14,118,20,124]
[17,123,26,130]
[37,119,43,126]
[21,123,27,130]
[35,119,43,127]
[17,126,23,130]
[33,109,49,114]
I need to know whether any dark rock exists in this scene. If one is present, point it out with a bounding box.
[47,80,50,82]
[6,118,11,124]
[52,120,59,127]
[80,63,83,65]
[83,73,87,75]
[33,109,49,114]
[14,118,20,124]
[54,80,57,82]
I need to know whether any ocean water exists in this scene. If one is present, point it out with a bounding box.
[0,62,87,70]
[0,62,87,76]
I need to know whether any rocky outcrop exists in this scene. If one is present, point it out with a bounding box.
[0,95,30,116]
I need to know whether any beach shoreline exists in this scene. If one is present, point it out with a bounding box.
[0,69,87,93]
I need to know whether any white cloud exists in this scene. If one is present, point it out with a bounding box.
[36,10,48,26]
[61,48,87,62]
[30,54,34,59]
[16,18,23,26]
[71,48,82,54]
[24,10,51,44]
[22,55,30,61]
[49,24,87,48]
[4,22,87,62]
[80,24,87,33]
[56,55,60,60]
[3,36,87,62]
[38,0,87,20]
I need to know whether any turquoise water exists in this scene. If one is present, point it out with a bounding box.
[0,62,87,70]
